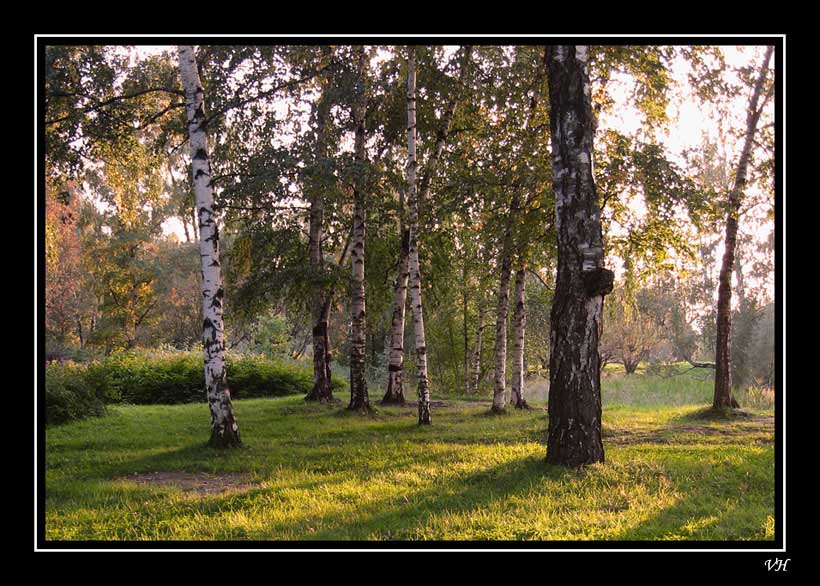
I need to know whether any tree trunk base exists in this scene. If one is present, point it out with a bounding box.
[380,394,406,406]
[513,399,531,409]
[347,399,373,414]
[714,397,741,409]
[418,401,432,425]
[305,384,334,403]
[546,447,603,468]
[381,376,405,405]
[209,427,241,449]
[489,404,508,415]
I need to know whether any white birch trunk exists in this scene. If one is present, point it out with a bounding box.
[406,47,432,425]
[177,45,240,448]
[348,46,370,412]
[492,248,513,412]
[382,192,409,405]
[470,301,486,393]
[510,268,529,408]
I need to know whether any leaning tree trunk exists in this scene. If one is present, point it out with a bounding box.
[306,54,335,403]
[713,46,773,411]
[178,45,240,448]
[405,47,432,425]
[382,201,409,405]
[348,46,370,413]
[510,268,529,409]
[545,45,613,467]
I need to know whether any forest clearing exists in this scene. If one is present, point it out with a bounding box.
[44,367,774,541]
[40,38,780,552]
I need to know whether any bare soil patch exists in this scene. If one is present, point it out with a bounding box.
[120,471,254,496]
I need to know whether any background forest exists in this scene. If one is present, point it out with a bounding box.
[44,44,774,410]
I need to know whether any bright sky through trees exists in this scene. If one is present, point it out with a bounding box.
[117,43,774,307]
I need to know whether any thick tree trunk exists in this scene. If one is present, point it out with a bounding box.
[713,46,773,411]
[470,302,486,393]
[382,218,409,405]
[405,48,432,425]
[348,46,370,413]
[306,58,335,403]
[545,45,613,467]
[178,45,240,448]
[510,268,529,409]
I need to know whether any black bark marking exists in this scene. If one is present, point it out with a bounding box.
[194,148,209,161]
[582,268,614,297]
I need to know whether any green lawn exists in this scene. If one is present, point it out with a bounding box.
[44,392,775,541]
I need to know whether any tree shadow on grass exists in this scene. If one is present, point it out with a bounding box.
[614,449,775,541]
[293,454,576,541]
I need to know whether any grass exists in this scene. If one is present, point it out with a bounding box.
[44,388,775,542]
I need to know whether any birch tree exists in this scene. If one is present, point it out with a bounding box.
[469,301,487,393]
[491,197,517,412]
[405,47,433,424]
[382,46,472,407]
[348,45,371,413]
[510,267,529,408]
[545,45,613,467]
[305,49,336,403]
[713,46,774,410]
[382,189,410,405]
[178,45,240,448]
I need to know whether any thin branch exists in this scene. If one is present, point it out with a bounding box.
[527,268,553,291]
[202,64,332,128]
[45,87,184,126]
[214,203,310,213]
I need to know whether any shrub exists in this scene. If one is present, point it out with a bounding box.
[44,361,107,425]
[44,349,349,424]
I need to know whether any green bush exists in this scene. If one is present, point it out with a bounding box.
[44,361,107,425]
[44,350,349,424]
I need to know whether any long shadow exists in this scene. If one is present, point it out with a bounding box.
[292,454,576,541]
[614,449,775,541]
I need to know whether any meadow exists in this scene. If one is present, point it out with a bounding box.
[43,367,775,542]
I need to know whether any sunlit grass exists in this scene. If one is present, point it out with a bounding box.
[44,395,775,542]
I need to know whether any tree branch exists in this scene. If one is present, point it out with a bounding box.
[527,268,553,291]
[45,87,185,126]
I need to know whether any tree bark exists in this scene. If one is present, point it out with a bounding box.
[306,52,335,403]
[491,192,520,412]
[405,47,432,425]
[383,46,472,411]
[178,45,240,448]
[545,46,613,467]
[510,268,529,408]
[713,46,773,410]
[382,205,409,405]
[348,46,371,413]
[462,260,470,394]
[470,301,486,393]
